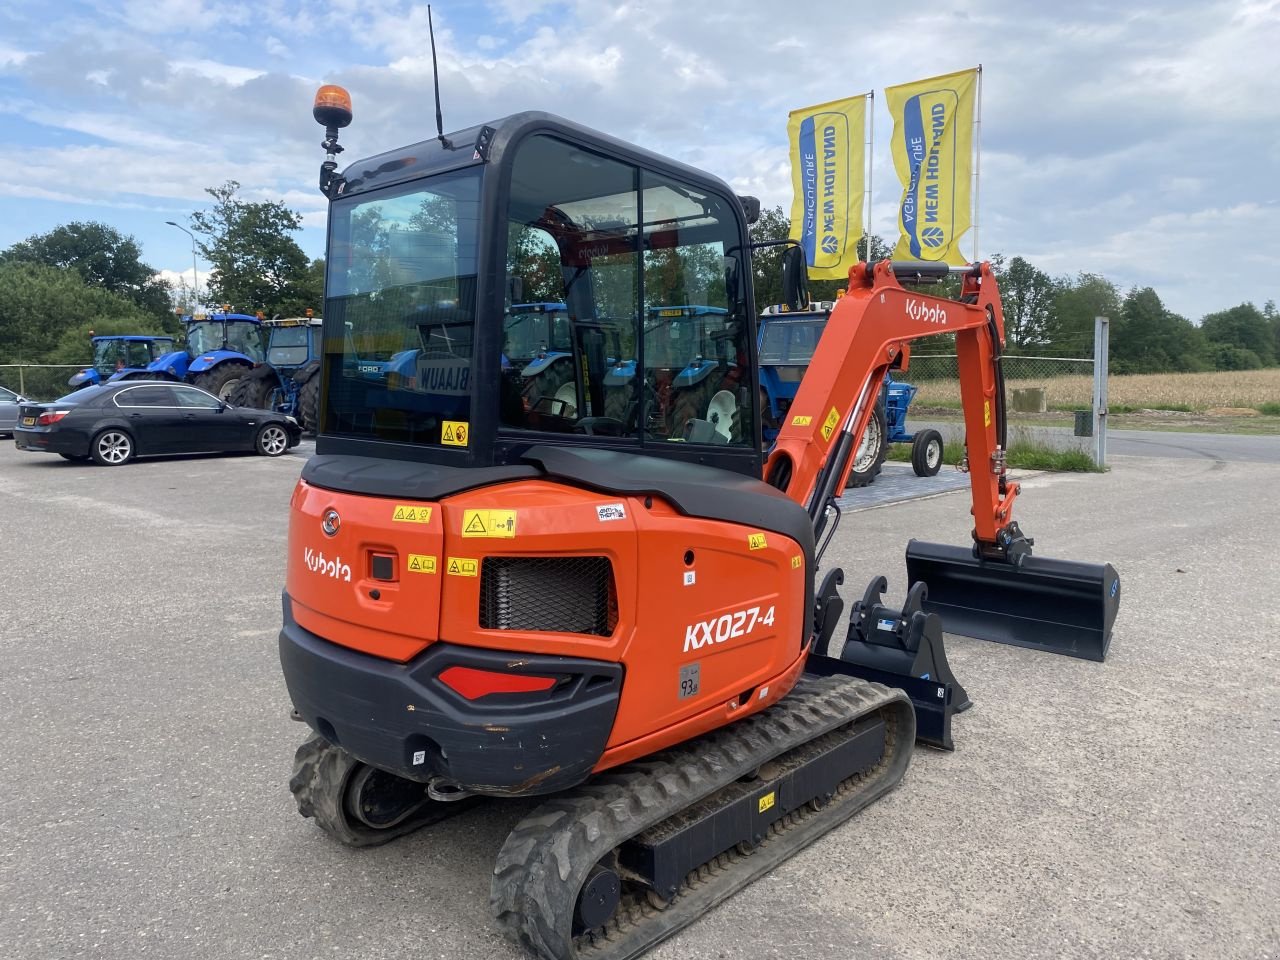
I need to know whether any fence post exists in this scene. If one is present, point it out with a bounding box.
[1092,316,1109,467]
[18,364,24,396]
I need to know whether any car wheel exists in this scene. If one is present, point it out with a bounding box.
[911,429,944,477]
[255,423,290,457]
[90,429,134,466]
[845,399,887,488]
[58,453,90,462]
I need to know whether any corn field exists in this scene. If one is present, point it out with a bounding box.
[912,365,1280,411]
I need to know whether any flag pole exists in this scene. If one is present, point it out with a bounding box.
[866,90,874,261]
[972,63,983,263]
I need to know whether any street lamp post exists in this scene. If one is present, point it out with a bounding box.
[165,221,199,314]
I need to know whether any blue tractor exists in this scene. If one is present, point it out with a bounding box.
[68,335,178,389]
[501,302,577,415]
[757,302,942,482]
[603,305,742,441]
[226,315,324,433]
[145,312,267,400]
[758,302,887,487]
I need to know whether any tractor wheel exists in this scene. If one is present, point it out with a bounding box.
[911,429,944,477]
[227,369,275,410]
[193,363,251,401]
[298,371,321,435]
[845,399,887,488]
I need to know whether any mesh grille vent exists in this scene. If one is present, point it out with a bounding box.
[479,556,617,636]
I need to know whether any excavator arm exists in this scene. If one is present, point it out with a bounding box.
[772,258,1120,672]
[765,258,1021,557]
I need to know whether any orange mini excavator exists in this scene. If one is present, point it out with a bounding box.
[280,86,1121,960]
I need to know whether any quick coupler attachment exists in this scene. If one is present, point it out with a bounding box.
[905,539,1121,662]
[834,577,970,750]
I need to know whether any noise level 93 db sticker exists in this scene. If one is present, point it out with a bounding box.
[441,420,469,446]
[392,505,432,523]
[461,509,517,538]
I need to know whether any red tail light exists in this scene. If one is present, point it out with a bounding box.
[36,410,69,426]
[438,665,558,700]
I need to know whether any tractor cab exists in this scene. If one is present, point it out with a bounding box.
[70,335,178,388]
[183,313,267,362]
[757,303,836,440]
[262,315,323,368]
[318,112,762,474]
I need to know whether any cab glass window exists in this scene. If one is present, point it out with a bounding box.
[499,136,749,447]
[501,136,639,436]
[323,168,481,445]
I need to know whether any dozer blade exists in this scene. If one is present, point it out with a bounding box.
[905,540,1121,662]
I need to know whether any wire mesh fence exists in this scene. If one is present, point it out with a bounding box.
[0,364,90,401]
[905,354,1097,412]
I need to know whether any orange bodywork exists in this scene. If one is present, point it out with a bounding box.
[767,260,1019,543]
[287,478,809,773]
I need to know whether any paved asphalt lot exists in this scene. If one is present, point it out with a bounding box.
[1,439,1277,960]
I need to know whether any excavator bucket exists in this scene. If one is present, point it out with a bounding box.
[905,540,1121,662]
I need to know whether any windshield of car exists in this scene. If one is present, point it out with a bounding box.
[323,166,481,445]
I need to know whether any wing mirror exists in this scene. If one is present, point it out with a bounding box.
[781,245,810,311]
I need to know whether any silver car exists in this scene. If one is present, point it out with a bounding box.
[0,385,30,437]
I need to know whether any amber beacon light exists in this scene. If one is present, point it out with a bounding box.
[314,85,353,197]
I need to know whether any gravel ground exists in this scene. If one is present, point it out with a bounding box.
[0,439,1275,960]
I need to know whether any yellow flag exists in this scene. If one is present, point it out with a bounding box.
[787,94,867,280]
[885,68,978,265]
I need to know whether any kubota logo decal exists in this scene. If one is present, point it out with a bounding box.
[304,547,351,582]
[905,297,947,325]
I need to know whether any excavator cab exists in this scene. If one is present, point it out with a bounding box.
[317,115,760,474]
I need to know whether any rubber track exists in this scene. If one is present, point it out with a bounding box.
[490,675,915,960]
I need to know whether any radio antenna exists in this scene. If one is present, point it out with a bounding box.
[428,6,451,149]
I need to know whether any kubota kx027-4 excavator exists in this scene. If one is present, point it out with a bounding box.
[280,86,1121,960]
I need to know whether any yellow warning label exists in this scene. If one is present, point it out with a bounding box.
[791,555,802,569]
[790,415,813,427]
[758,791,776,814]
[984,401,991,427]
[461,509,517,538]
[748,532,768,551]
[821,407,840,442]
[392,505,432,524]
[445,557,479,577]
[441,420,469,446]
[406,554,437,574]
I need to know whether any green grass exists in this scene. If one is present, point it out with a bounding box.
[886,438,1101,472]
[1257,402,1280,415]
[1107,402,1195,413]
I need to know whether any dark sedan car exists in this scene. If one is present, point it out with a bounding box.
[13,382,302,465]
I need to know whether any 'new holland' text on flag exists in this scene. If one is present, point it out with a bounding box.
[886,68,977,266]
[787,95,867,280]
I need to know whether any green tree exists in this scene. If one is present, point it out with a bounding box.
[0,261,151,363]
[1199,303,1275,366]
[189,181,321,317]
[994,256,1058,351]
[1,221,174,325]
[1047,273,1121,357]
[1110,287,1209,373]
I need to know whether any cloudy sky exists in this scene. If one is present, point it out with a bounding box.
[1,0,1276,322]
